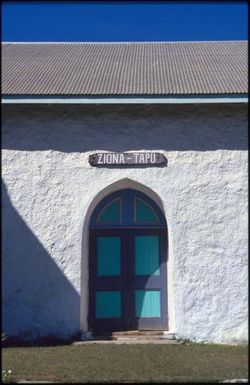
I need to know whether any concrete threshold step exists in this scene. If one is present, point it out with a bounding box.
[111,330,164,336]
[93,331,164,341]
[96,330,164,338]
[75,330,180,344]
[115,336,162,340]
[73,338,182,345]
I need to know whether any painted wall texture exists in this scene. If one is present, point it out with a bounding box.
[2,104,248,343]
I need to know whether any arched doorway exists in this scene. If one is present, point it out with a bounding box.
[88,188,168,332]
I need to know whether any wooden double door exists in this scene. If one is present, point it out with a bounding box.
[88,227,168,332]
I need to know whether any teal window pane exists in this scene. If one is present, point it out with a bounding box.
[135,290,161,318]
[96,291,121,318]
[135,236,160,276]
[135,198,159,222]
[97,237,121,276]
[98,198,121,222]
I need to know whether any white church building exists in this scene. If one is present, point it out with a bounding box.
[2,41,248,343]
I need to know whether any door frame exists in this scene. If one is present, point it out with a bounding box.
[87,188,168,333]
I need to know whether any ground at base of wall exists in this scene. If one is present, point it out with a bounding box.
[13,379,250,384]
[2,343,248,383]
[11,381,249,384]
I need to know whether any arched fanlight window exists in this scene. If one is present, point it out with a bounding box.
[135,197,159,223]
[90,189,166,228]
[97,198,122,223]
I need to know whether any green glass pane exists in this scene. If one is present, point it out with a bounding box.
[135,290,161,318]
[96,291,121,318]
[135,236,160,276]
[99,199,121,222]
[97,237,120,276]
[135,198,158,222]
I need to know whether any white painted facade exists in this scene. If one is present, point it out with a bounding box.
[2,103,248,343]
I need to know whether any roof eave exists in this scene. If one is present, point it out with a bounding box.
[2,94,248,104]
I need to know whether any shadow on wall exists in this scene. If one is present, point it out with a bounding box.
[2,181,80,340]
[2,104,248,152]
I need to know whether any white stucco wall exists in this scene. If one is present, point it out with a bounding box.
[2,104,248,343]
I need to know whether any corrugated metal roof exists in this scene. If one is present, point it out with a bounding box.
[2,41,248,96]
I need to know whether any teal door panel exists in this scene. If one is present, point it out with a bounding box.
[97,236,121,276]
[135,290,161,318]
[135,236,160,276]
[96,291,122,318]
